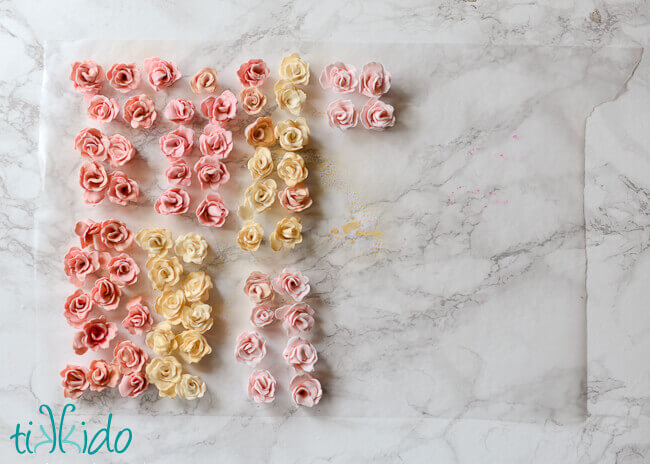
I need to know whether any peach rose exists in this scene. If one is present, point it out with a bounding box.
[319,62,357,93]
[119,371,149,398]
[74,218,102,249]
[190,67,218,94]
[164,99,195,124]
[245,117,276,147]
[234,331,266,366]
[194,156,230,190]
[199,124,233,159]
[87,95,119,123]
[107,134,136,167]
[144,57,181,91]
[278,183,312,212]
[64,289,93,328]
[113,340,148,374]
[237,59,270,87]
[290,373,322,407]
[107,170,139,206]
[326,99,358,130]
[122,297,153,335]
[100,219,134,252]
[160,126,194,160]
[74,127,109,161]
[360,98,395,131]
[273,269,310,301]
[248,370,276,403]
[165,159,192,187]
[196,193,228,227]
[87,359,120,392]
[123,94,157,129]
[79,316,117,351]
[283,337,318,372]
[200,90,237,124]
[359,62,391,97]
[155,188,190,215]
[91,277,121,311]
[244,271,274,303]
[107,253,140,287]
[60,365,89,399]
[70,60,104,96]
[250,303,274,328]
[79,161,108,205]
[107,62,141,93]
[240,86,267,115]
[270,216,303,251]
[275,302,314,335]
[63,246,108,286]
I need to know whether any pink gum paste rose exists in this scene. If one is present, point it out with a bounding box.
[164,99,195,124]
[237,59,270,87]
[107,62,141,93]
[194,156,230,190]
[74,127,109,161]
[60,365,89,399]
[63,246,109,287]
[74,218,102,249]
[123,94,157,129]
[113,340,148,374]
[248,369,276,403]
[275,302,315,335]
[234,331,267,367]
[283,336,318,372]
[273,269,310,301]
[78,316,118,352]
[250,303,274,328]
[155,188,190,215]
[326,99,358,130]
[199,124,233,159]
[79,161,109,205]
[143,57,181,91]
[91,277,121,311]
[107,171,139,206]
[165,159,192,187]
[200,90,237,125]
[319,62,357,93]
[119,371,149,397]
[99,219,134,252]
[122,297,153,335]
[278,183,313,212]
[360,98,395,131]
[160,126,194,160]
[64,289,93,328]
[240,86,266,115]
[107,134,136,167]
[196,193,229,227]
[358,62,391,97]
[70,60,104,96]
[107,253,140,287]
[87,95,119,123]
[87,359,120,392]
[243,271,274,303]
[290,373,322,407]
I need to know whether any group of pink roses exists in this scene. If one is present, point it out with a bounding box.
[61,219,150,399]
[235,269,322,407]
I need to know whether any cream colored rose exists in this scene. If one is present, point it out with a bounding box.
[244,179,277,213]
[275,118,309,151]
[247,147,274,180]
[145,356,182,398]
[237,221,264,252]
[190,67,218,94]
[146,321,178,356]
[175,330,212,364]
[277,152,308,187]
[155,289,185,324]
[182,271,213,303]
[270,216,303,251]
[279,53,310,85]
[174,232,208,265]
[146,256,183,291]
[175,374,206,400]
[136,228,173,256]
[181,302,213,333]
[274,80,306,115]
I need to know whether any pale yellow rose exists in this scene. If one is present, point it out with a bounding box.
[145,356,183,398]
[174,232,208,265]
[181,302,213,334]
[146,321,178,356]
[146,256,183,291]
[275,118,309,151]
[237,220,264,252]
[279,53,310,85]
[155,289,185,324]
[274,80,306,115]
[175,374,206,400]
[247,147,274,180]
[182,271,213,303]
[136,228,173,256]
[244,179,277,213]
[175,330,212,364]
[277,152,308,187]
[270,216,303,251]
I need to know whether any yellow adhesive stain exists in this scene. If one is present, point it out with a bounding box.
[341,221,361,233]
[355,230,383,239]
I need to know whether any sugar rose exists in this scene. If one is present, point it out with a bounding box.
[196,193,229,228]
[276,302,315,335]
[107,62,140,93]
[279,53,310,85]
[146,356,183,398]
[119,371,149,398]
[278,183,312,212]
[175,232,208,264]
[70,60,104,96]
[194,156,230,190]
[199,124,233,159]
[237,220,264,252]
[181,303,213,333]
[245,179,277,213]
[123,94,157,129]
[247,147,274,180]
[155,188,190,215]
[60,365,89,399]
[248,369,276,403]
[87,95,119,123]
[275,118,309,151]
[277,152,308,187]
[63,246,108,286]
[144,57,181,91]
[283,336,318,372]
[122,297,153,335]
[274,80,306,116]
[165,159,192,187]
[234,331,266,366]
[78,316,117,352]
[146,321,178,356]
[176,330,211,364]
[87,359,120,392]
[113,340,148,375]
[182,271,213,303]
[107,253,140,287]
[176,374,206,400]
[164,99,195,124]
[79,161,109,205]
[237,59,270,87]
[250,303,274,328]
[243,271,274,303]
[155,290,185,324]
[107,134,136,167]
[160,126,194,160]
[74,218,102,249]
[136,228,172,256]
[245,117,276,147]
[273,268,310,301]
[240,86,267,115]
[359,62,391,97]
[270,216,303,251]
[107,170,139,206]
[190,67,218,94]
[200,90,237,124]
[146,256,183,291]
[64,289,93,328]
[91,277,121,311]
[74,127,109,161]
[361,98,395,131]
[319,62,357,93]
[290,374,322,407]
[326,99,358,130]
[100,219,134,252]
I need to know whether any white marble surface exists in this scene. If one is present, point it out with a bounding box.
[0,1,649,462]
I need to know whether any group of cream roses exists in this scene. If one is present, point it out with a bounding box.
[136,228,214,400]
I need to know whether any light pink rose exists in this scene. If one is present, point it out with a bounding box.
[107,171,139,206]
[79,161,109,205]
[74,127,109,161]
[200,90,237,124]
[275,303,315,335]
[234,331,267,367]
[283,337,318,372]
[100,219,134,252]
[119,371,149,397]
[74,218,102,249]
[240,87,266,115]
[164,98,195,124]
[87,359,120,392]
[160,126,194,160]
[107,134,136,167]
[113,341,148,375]
[70,60,104,96]
[196,193,228,227]
[60,365,89,399]
[358,62,391,97]
[290,373,322,407]
[87,95,119,123]
[107,253,140,287]
[273,269,310,301]
[237,59,270,87]
[360,98,395,131]
[194,156,230,190]
[64,289,93,328]
[107,62,141,93]
[155,188,190,215]
[247,369,276,403]
[63,246,109,287]
[243,271,274,303]
[319,62,357,93]
[122,297,153,335]
[278,183,313,212]
[165,159,192,187]
[143,57,181,91]
[250,303,274,328]
[123,94,157,129]
[78,316,118,351]
[199,124,233,159]
[91,277,121,311]
[326,99,358,130]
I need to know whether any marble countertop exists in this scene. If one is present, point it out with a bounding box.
[1,1,649,463]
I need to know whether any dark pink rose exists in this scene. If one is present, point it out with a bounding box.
[112,340,148,374]
[60,365,89,399]
[165,159,192,187]
[70,60,104,96]
[74,218,102,249]
[194,156,230,190]
[91,277,121,311]
[358,62,391,97]
[283,336,318,372]
[74,127,109,161]
[200,90,237,124]
[160,126,194,160]
[275,303,315,335]
[119,371,149,397]
[73,331,88,356]
[144,57,181,91]
[122,297,153,335]
[107,170,139,206]
[319,62,357,93]
[79,161,109,205]
[247,369,276,403]
[107,253,140,287]
[196,193,228,227]
[87,359,120,392]
[290,374,322,407]
[360,98,395,131]
[326,99,358,130]
[243,271,274,303]
[199,124,233,159]
[100,219,134,252]
[107,134,136,167]
[123,94,156,129]
[107,62,141,93]
[155,188,190,215]
[237,59,270,87]
[63,246,109,287]
[79,316,117,351]
[87,95,119,123]
[64,289,93,328]
[278,183,313,212]
[234,331,266,366]
[164,99,195,124]
[250,303,274,328]
[273,269,310,301]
